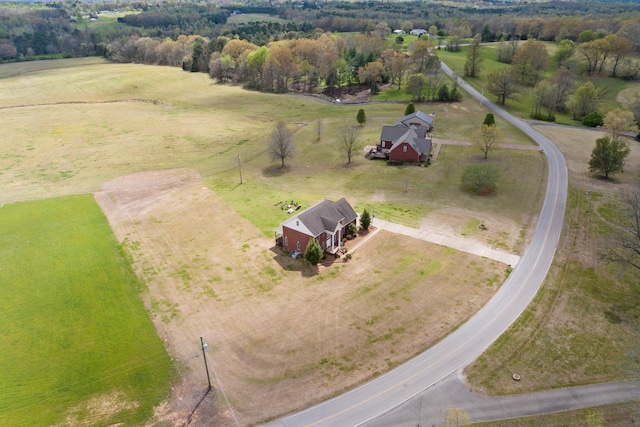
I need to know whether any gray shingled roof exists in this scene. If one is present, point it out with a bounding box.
[380,125,429,142]
[297,198,358,237]
[398,110,434,126]
[390,128,432,155]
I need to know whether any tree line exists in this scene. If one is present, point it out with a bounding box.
[456,31,640,129]
[2,0,640,64]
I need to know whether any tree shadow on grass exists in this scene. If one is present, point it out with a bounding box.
[262,164,291,177]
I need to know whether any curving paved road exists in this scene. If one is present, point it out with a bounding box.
[267,63,568,427]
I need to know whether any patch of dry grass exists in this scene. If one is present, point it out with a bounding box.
[465,125,640,396]
[95,169,507,425]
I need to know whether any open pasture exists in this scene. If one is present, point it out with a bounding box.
[0,58,548,425]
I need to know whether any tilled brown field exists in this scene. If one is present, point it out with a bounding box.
[95,168,508,426]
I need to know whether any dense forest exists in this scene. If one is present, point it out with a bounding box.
[2,0,640,62]
[2,0,640,123]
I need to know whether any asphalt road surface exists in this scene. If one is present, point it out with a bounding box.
[364,372,640,426]
[267,63,568,427]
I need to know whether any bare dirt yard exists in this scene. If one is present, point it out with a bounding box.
[95,168,510,426]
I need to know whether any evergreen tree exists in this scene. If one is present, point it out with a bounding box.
[405,103,416,115]
[483,113,495,126]
[437,84,450,101]
[304,239,323,265]
[356,109,367,126]
[360,209,371,231]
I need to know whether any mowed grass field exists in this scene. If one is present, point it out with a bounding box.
[0,195,172,427]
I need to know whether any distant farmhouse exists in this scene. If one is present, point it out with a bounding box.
[274,198,358,256]
[410,29,428,37]
[371,111,434,163]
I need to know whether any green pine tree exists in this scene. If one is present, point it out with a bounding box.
[360,209,371,231]
[405,103,416,116]
[483,113,495,126]
[304,239,323,266]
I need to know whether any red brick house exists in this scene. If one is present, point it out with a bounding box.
[374,110,434,162]
[388,128,432,163]
[274,198,358,255]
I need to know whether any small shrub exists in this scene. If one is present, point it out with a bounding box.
[582,111,603,127]
[531,112,556,122]
[348,223,357,235]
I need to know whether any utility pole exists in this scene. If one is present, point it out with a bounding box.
[237,154,243,184]
[200,336,212,391]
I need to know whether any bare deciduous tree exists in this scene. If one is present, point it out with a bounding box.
[605,187,640,272]
[463,34,483,77]
[339,122,360,164]
[268,121,295,168]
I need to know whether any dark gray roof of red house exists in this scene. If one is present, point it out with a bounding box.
[390,128,432,155]
[380,125,429,142]
[297,198,358,237]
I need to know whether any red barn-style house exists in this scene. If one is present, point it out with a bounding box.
[373,111,434,163]
[274,198,358,256]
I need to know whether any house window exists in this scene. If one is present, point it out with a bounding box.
[403,146,407,152]
[285,236,288,246]
[297,241,300,250]
[382,141,386,148]
[296,220,299,226]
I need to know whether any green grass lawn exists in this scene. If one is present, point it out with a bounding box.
[227,13,286,24]
[0,195,173,427]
